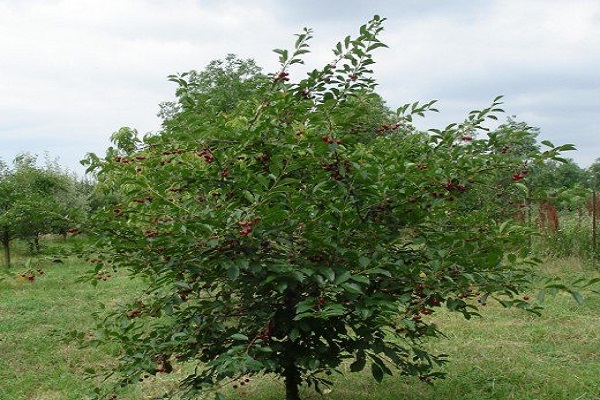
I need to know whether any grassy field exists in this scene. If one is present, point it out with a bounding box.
[1,249,599,400]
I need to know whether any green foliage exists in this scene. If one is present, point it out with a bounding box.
[158,54,268,122]
[588,158,600,190]
[0,154,86,267]
[82,16,573,400]
[529,158,589,203]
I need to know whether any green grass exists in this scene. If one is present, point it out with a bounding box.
[1,250,599,400]
[0,258,135,400]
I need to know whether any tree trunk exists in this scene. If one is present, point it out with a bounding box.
[282,288,301,400]
[284,362,301,400]
[1,230,11,268]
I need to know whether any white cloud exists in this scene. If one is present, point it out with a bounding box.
[366,1,600,165]
[0,0,599,174]
[0,0,287,172]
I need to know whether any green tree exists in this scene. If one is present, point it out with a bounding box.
[0,159,15,267]
[0,154,84,266]
[82,17,571,400]
[158,54,268,122]
[589,158,600,191]
[528,158,589,210]
[491,117,540,158]
[474,120,578,220]
[532,158,588,191]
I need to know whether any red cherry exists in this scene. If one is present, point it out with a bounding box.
[512,173,524,181]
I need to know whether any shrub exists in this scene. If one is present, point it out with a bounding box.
[82,16,571,400]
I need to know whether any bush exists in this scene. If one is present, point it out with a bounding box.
[82,16,571,400]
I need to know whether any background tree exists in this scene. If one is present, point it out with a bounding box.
[158,54,268,122]
[82,17,572,400]
[528,158,590,211]
[0,159,16,267]
[0,154,85,267]
[532,159,588,191]
[492,117,540,157]
[588,158,600,191]
[455,117,542,222]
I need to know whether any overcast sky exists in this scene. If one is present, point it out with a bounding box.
[1,0,599,176]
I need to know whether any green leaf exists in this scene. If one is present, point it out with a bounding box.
[322,268,335,282]
[230,333,249,341]
[513,182,529,195]
[358,256,370,268]
[333,271,351,285]
[557,143,576,152]
[342,282,363,294]
[371,362,384,382]
[245,358,264,371]
[289,328,300,341]
[350,356,366,372]
[227,264,240,281]
[296,299,315,314]
[350,275,370,284]
[366,42,388,51]
[369,268,392,277]
[255,174,269,189]
[273,48,288,62]
[242,190,255,203]
[275,281,288,293]
[541,140,555,147]
[321,303,345,317]
[292,270,306,283]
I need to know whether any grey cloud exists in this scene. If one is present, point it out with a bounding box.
[0,0,598,174]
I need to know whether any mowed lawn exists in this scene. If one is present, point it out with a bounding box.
[1,255,598,400]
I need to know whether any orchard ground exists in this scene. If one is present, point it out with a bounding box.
[0,239,598,400]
